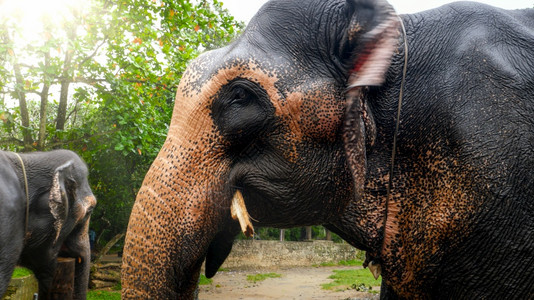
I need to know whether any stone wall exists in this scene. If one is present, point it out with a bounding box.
[219,240,361,270]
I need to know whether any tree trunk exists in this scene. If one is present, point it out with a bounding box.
[56,77,71,131]
[325,228,332,241]
[305,226,312,241]
[38,51,51,150]
[279,229,285,241]
[13,62,32,150]
[56,26,76,135]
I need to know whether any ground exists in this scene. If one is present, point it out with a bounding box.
[198,266,380,300]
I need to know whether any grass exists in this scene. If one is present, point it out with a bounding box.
[87,282,121,300]
[87,290,121,300]
[86,274,211,300]
[12,267,33,278]
[246,273,282,283]
[316,259,364,267]
[198,268,227,286]
[337,259,364,266]
[322,268,381,293]
[199,274,212,285]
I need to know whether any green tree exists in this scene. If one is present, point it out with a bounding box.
[0,0,243,245]
[85,0,243,244]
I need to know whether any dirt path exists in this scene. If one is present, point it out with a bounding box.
[198,266,380,300]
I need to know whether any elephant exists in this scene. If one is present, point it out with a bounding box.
[122,0,534,298]
[0,149,96,299]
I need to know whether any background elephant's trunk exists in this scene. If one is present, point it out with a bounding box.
[122,114,232,298]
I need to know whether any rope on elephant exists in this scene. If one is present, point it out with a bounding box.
[14,152,30,241]
[382,14,409,255]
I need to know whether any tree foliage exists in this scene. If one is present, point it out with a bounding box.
[0,0,243,243]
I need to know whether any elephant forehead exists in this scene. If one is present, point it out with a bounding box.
[179,52,342,126]
[174,49,346,165]
[177,50,281,100]
[177,55,296,132]
[172,56,282,140]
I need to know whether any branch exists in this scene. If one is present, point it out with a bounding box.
[93,232,125,265]
[78,38,108,67]
[0,137,24,147]
[0,88,51,96]
[46,128,119,149]
[74,77,176,93]
[17,63,38,69]
[123,78,176,93]
[65,104,78,123]
[73,77,108,86]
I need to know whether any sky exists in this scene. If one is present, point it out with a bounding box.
[221,0,534,23]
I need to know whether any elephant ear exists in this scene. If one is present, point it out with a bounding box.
[50,161,74,244]
[340,0,400,196]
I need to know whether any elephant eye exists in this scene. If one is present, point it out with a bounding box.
[212,78,275,146]
[232,86,252,105]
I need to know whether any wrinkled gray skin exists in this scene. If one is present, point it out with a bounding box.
[0,150,96,299]
[123,0,534,299]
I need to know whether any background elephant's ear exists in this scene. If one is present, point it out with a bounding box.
[340,0,400,195]
[50,161,74,243]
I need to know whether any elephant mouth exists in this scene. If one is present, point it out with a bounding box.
[203,190,254,279]
[203,168,299,279]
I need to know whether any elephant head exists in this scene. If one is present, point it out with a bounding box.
[122,0,399,298]
[124,0,534,298]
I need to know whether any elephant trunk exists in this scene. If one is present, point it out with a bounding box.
[122,110,234,298]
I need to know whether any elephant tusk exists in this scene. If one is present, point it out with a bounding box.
[368,260,382,280]
[231,190,255,238]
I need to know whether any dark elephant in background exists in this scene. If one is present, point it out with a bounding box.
[0,150,96,299]
[122,0,534,298]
